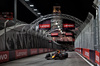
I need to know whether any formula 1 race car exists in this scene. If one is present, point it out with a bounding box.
[45,50,68,60]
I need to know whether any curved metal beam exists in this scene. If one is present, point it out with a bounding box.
[31,14,83,26]
[28,14,84,35]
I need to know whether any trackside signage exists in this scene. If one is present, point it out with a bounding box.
[0,51,9,63]
[0,12,13,20]
[30,49,37,55]
[83,49,90,60]
[39,24,50,28]
[45,48,48,52]
[15,49,27,59]
[51,33,58,36]
[66,33,73,36]
[63,19,75,30]
[63,24,75,28]
[39,19,51,30]
[39,48,43,54]
[95,51,100,65]
[75,48,81,54]
[49,49,51,51]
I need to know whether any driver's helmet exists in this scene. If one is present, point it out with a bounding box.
[57,50,60,53]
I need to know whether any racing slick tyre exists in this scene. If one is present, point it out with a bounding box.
[52,53,55,56]
[45,53,51,60]
[59,54,63,59]
[65,53,68,58]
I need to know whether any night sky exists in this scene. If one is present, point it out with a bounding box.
[0,0,96,23]
[0,0,37,23]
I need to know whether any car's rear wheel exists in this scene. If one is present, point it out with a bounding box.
[65,53,68,58]
[45,53,51,59]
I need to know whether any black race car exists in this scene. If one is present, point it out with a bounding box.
[45,51,68,60]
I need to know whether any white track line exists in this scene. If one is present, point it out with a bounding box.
[76,52,94,66]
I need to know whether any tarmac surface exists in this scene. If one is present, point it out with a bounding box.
[0,52,91,66]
